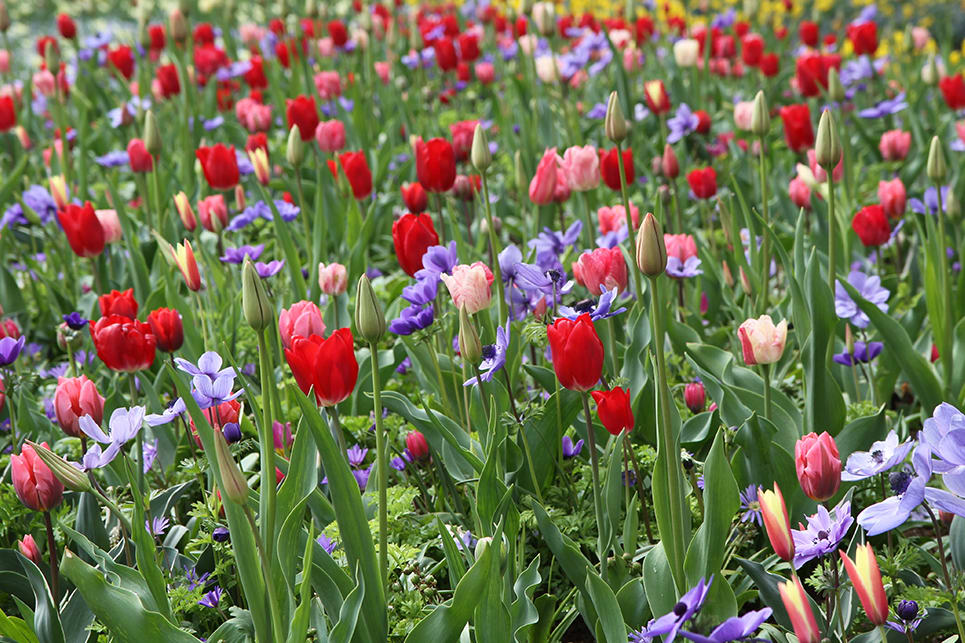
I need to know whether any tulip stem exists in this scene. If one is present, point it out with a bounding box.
[614,141,639,299]
[5,372,16,445]
[479,173,507,326]
[581,392,606,573]
[758,133,770,312]
[934,185,954,397]
[42,511,59,608]
[624,436,655,544]
[242,505,286,643]
[128,374,145,498]
[762,364,772,423]
[369,340,388,591]
[924,502,965,642]
[827,172,837,295]
[256,331,277,570]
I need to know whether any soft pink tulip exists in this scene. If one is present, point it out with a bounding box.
[11,443,63,512]
[197,194,228,233]
[441,262,494,314]
[878,129,911,161]
[315,119,346,153]
[795,431,841,502]
[474,61,495,84]
[738,314,787,365]
[561,145,600,192]
[597,204,640,234]
[53,375,105,438]
[911,27,930,51]
[733,101,754,131]
[17,534,41,565]
[529,148,558,205]
[806,148,843,183]
[235,97,272,132]
[239,24,266,46]
[317,37,336,58]
[789,177,812,210]
[278,301,327,349]
[33,70,56,97]
[374,61,390,84]
[664,234,698,262]
[572,248,628,295]
[878,178,906,219]
[0,50,10,74]
[94,210,123,243]
[318,262,348,296]
[314,71,342,100]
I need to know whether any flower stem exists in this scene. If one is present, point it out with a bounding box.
[256,331,277,571]
[370,340,388,591]
[479,173,507,326]
[243,505,286,642]
[624,436,655,544]
[757,134,770,312]
[43,511,59,609]
[934,186,954,397]
[581,392,606,573]
[827,172,837,295]
[762,364,772,423]
[615,141,639,299]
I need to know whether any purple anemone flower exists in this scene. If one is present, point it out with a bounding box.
[562,435,584,458]
[255,260,285,278]
[680,608,772,643]
[857,92,908,118]
[634,577,713,643]
[841,430,913,481]
[220,244,265,264]
[834,270,889,329]
[832,341,883,366]
[346,444,369,467]
[738,484,762,526]
[198,586,223,608]
[317,534,337,554]
[465,319,510,386]
[0,336,25,366]
[791,498,853,568]
[667,103,700,144]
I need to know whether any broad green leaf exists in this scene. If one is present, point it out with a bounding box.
[17,553,64,643]
[643,543,676,616]
[328,565,364,643]
[585,572,627,643]
[803,249,847,435]
[509,555,542,642]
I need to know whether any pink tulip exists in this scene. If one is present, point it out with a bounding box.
[317,37,336,58]
[33,70,56,97]
[0,50,10,74]
[197,194,228,233]
[878,129,911,161]
[374,61,390,84]
[315,120,346,153]
[529,148,558,205]
[54,375,105,438]
[789,177,812,210]
[278,300,326,349]
[597,204,640,235]
[572,247,628,296]
[18,534,41,565]
[807,148,843,183]
[318,262,348,296]
[314,71,342,100]
[738,314,787,365]
[878,178,906,219]
[94,209,123,243]
[795,431,841,502]
[235,97,272,132]
[272,420,293,451]
[11,443,63,512]
[733,101,754,131]
[440,262,494,314]
[474,61,495,84]
[561,145,600,192]
[661,143,679,179]
[664,234,698,262]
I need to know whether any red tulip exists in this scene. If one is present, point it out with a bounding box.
[401,182,428,213]
[599,147,634,191]
[643,80,671,115]
[196,144,240,190]
[684,382,706,413]
[157,64,181,98]
[434,37,458,71]
[547,313,604,391]
[415,138,457,193]
[940,75,965,111]
[18,535,41,566]
[338,151,373,199]
[799,21,819,46]
[458,33,480,62]
[127,138,154,173]
[795,431,841,502]
[687,167,717,199]
[90,315,156,372]
[53,376,105,438]
[58,202,105,258]
[56,13,77,39]
[779,104,814,153]
[759,53,779,77]
[286,95,320,141]
[572,247,628,296]
[392,213,439,276]
[98,288,138,318]
[694,110,711,134]
[591,387,634,435]
[0,95,15,132]
[449,120,477,163]
[406,430,429,460]
[148,24,166,51]
[107,46,135,80]
[147,307,184,352]
[284,329,359,407]
[758,483,794,562]
[846,21,878,56]
[851,205,890,247]
[11,443,63,512]
[244,56,268,89]
[327,20,349,47]
[741,33,763,66]
[795,53,839,98]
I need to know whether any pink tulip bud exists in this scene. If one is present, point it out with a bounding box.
[684,381,706,413]
[94,209,123,243]
[278,301,326,350]
[18,534,41,565]
[0,50,9,74]
[877,178,906,219]
[572,248,628,296]
[661,143,679,178]
[561,145,600,192]
[878,129,911,162]
[528,147,559,205]
[198,194,228,233]
[272,421,293,451]
[789,177,812,210]
[11,443,64,512]
[440,262,494,314]
[597,203,639,235]
[795,431,841,501]
[405,430,429,461]
[315,119,346,153]
[317,262,348,296]
[174,192,197,231]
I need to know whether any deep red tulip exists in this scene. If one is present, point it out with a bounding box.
[338,151,373,199]
[795,432,841,502]
[684,382,706,413]
[741,33,763,66]
[12,443,63,512]
[406,430,429,460]
[779,104,814,153]
[327,20,349,47]
[157,64,181,98]
[687,167,717,199]
[694,110,712,134]
[98,288,138,318]
[286,95,319,141]
[58,202,105,258]
[57,13,77,39]
[284,329,359,407]
[148,24,166,51]
[547,313,604,391]
[392,213,439,276]
[458,33,480,62]
[401,182,428,213]
[147,307,184,353]
[759,53,779,77]
[794,53,839,98]
[846,21,877,56]
[599,147,634,191]
[449,120,477,163]
[193,22,215,45]
[415,138,457,193]
[852,205,890,247]
[591,387,634,435]
[0,95,15,132]
[36,36,58,59]
[940,75,965,111]
[244,56,268,89]
[196,144,240,190]
[434,37,458,71]
[799,21,819,46]
[90,315,156,372]
[127,138,154,173]
[107,46,135,80]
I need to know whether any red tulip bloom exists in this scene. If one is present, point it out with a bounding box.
[196,144,240,190]
[0,95,16,132]
[193,22,216,45]
[406,430,429,460]
[547,313,604,391]
[338,151,373,200]
[90,315,156,372]
[458,33,480,62]
[799,21,819,46]
[57,13,77,39]
[795,431,841,502]
[759,53,779,77]
[284,329,359,407]
[415,138,457,193]
[148,24,166,51]
[286,95,319,141]
[11,443,63,512]
[846,21,878,56]
[58,202,105,258]
[591,387,634,435]
[795,53,840,98]
[741,33,764,66]
[327,20,349,47]
[127,138,154,173]
[434,37,458,71]
[694,110,712,134]
[779,104,814,153]
[599,147,634,191]
[852,205,890,247]
[36,36,58,59]
[940,75,965,111]
[687,167,717,199]
[244,56,268,89]
[107,46,135,80]
[401,182,428,213]
[643,80,671,115]
[147,307,184,353]
[98,288,138,318]
[157,64,181,98]
[393,213,439,276]
[53,376,104,438]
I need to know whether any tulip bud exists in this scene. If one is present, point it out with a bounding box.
[242,258,272,331]
[470,123,491,172]
[213,432,249,505]
[927,135,947,183]
[684,381,705,413]
[661,143,679,178]
[170,8,188,43]
[17,535,41,566]
[922,54,940,85]
[750,90,769,136]
[532,2,555,36]
[25,440,92,493]
[722,261,735,288]
[947,188,961,219]
[49,175,68,210]
[174,191,197,231]
[827,68,845,103]
[143,110,162,157]
[514,150,526,193]
[814,110,841,172]
[354,274,386,343]
[635,212,667,276]
[480,215,502,235]
[286,125,304,167]
[0,2,9,34]
[739,266,752,295]
[604,91,628,143]
[44,40,60,75]
[458,306,482,364]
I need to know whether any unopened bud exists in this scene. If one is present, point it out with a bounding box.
[514,150,526,193]
[143,110,162,157]
[242,258,272,331]
[605,91,628,143]
[354,274,386,343]
[249,148,269,185]
[470,123,491,172]
[927,136,947,183]
[169,8,188,44]
[286,125,304,166]
[739,266,752,295]
[827,68,845,103]
[480,215,502,235]
[44,40,60,74]
[0,2,9,34]
[814,110,841,171]
[213,432,249,505]
[458,306,482,364]
[722,261,735,288]
[661,143,679,178]
[26,441,92,493]
[234,185,246,212]
[750,90,769,136]
[636,212,667,276]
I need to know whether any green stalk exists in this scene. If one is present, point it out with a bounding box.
[615,142,640,299]
[479,173,507,325]
[827,172,837,295]
[762,364,772,423]
[256,331,277,568]
[935,186,954,396]
[925,502,965,642]
[370,341,388,590]
[129,374,144,497]
[243,506,286,642]
[581,392,606,573]
[757,134,770,312]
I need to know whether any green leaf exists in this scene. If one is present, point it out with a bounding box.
[474,533,512,643]
[585,572,627,643]
[509,555,542,642]
[643,543,676,617]
[17,553,64,643]
[615,579,649,630]
[736,558,826,632]
[835,406,888,464]
[803,249,847,435]
[328,565,365,643]
[0,608,38,643]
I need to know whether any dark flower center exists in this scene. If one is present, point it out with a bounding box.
[889,471,912,495]
[574,299,595,313]
[816,530,829,541]
[481,345,496,361]
[896,599,919,621]
[673,602,688,617]
[871,449,884,463]
[546,269,562,283]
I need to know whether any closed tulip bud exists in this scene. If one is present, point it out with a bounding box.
[840,544,889,626]
[0,2,9,33]
[172,240,201,291]
[24,440,91,494]
[286,125,304,167]
[44,40,60,75]
[470,123,491,171]
[17,535,41,566]
[739,266,752,295]
[604,91,628,143]
[354,274,386,343]
[143,110,161,157]
[514,150,526,193]
[722,261,735,287]
[922,54,940,85]
[532,2,555,36]
[750,90,769,136]
[758,483,794,562]
[635,212,666,276]
[248,147,270,185]
[795,431,841,501]
[50,175,68,210]
[814,110,841,171]
[778,575,820,643]
[718,199,733,244]
[458,306,482,364]
[213,431,249,505]
[242,258,272,331]
[661,143,679,178]
[480,215,502,235]
[927,135,947,182]
[828,67,845,102]
[684,381,706,413]
[169,8,188,43]
[173,191,197,231]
